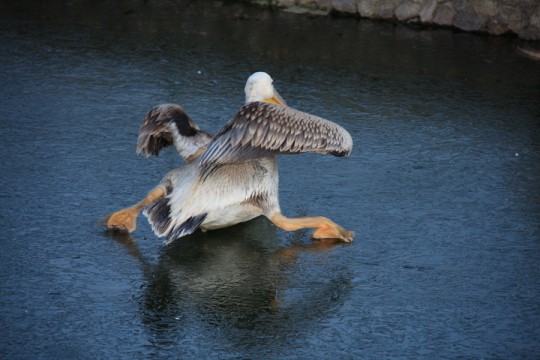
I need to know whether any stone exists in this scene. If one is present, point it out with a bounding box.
[450,0,468,12]
[284,5,330,15]
[266,0,539,39]
[530,4,540,28]
[500,5,527,33]
[377,0,399,19]
[289,0,329,10]
[357,1,376,17]
[487,17,509,35]
[499,4,522,23]
[473,0,498,17]
[454,10,488,31]
[276,0,296,7]
[329,0,358,14]
[395,1,421,21]
[432,3,456,26]
[419,0,437,23]
[517,5,540,41]
[314,0,332,9]
[297,0,319,6]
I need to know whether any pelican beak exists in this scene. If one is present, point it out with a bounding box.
[265,88,288,106]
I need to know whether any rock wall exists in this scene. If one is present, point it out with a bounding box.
[249,0,540,40]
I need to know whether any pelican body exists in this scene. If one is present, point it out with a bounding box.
[147,151,278,240]
[105,72,354,244]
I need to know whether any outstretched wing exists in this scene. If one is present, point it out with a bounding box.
[137,104,212,161]
[199,102,353,167]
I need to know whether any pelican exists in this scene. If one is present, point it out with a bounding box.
[105,72,354,244]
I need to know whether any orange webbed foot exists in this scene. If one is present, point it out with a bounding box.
[312,220,355,243]
[104,207,139,233]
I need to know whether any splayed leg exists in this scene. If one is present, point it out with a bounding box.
[104,186,166,233]
[269,212,354,243]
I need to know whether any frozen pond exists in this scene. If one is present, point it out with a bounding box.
[1,0,539,358]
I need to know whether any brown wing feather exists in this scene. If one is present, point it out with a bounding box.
[199,102,353,167]
[136,104,212,160]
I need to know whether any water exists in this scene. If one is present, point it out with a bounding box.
[1,1,539,358]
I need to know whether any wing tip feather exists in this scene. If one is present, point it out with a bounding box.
[164,213,207,245]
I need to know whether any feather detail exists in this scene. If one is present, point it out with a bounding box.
[137,104,212,160]
[144,189,208,244]
[165,214,207,244]
[144,197,173,237]
[199,102,353,167]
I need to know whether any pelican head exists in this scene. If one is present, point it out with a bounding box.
[244,72,287,106]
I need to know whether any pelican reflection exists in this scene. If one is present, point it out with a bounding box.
[104,219,352,349]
